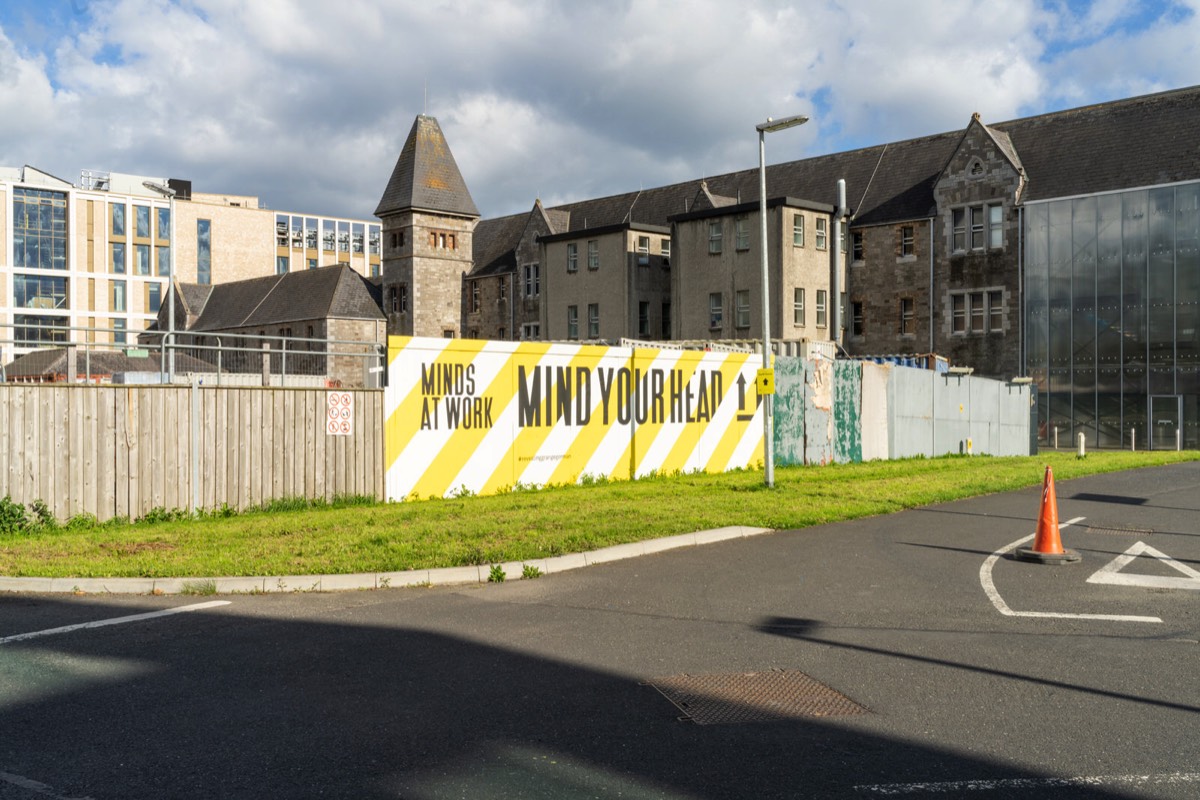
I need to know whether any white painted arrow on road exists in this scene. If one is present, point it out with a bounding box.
[1087,541,1200,591]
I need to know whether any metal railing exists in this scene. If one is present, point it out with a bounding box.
[0,322,387,388]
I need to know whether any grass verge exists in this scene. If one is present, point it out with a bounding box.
[0,451,1195,579]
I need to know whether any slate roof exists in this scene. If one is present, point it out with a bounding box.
[470,213,527,279]
[3,348,211,379]
[460,85,1200,275]
[374,115,480,219]
[188,266,384,333]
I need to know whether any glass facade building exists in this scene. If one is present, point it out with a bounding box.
[1025,181,1200,449]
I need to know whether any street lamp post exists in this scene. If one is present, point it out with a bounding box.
[756,113,808,488]
[143,181,176,381]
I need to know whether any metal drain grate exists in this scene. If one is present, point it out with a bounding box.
[645,669,867,725]
[1085,525,1154,536]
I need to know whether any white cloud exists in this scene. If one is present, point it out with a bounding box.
[0,0,1195,221]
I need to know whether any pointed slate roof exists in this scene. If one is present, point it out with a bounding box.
[188,266,384,333]
[374,115,480,219]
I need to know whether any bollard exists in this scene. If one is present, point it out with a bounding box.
[1077,432,1086,459]
[1131,427,1136,452]
[967,437,973,456]
[1054,425,1059,449]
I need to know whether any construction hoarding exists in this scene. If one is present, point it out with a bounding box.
[385,337,765,501]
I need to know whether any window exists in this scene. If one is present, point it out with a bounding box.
[499,280,507,301]
[111,242,127,274]
[900,226,914,257]
[567,243,578,272]
[852,231,864,261]
[955,204,1003,252]
[708,221,723,254]
[850,301,864,337]
[338,221,350,253]
[14,315,68,347]
[661,238,670,258]
[988,290,1003,331]
[793,214,804,247]
[323,220,336,251]
[988,205,1003,248]
[524,263,540,297]
[952,294,966,333]
[13,188,67,270]
[276,255,288,274]
[793,288,805,325]
[196,220,211,285]
[276,214,289,246]
[567,305,579,340]
[308,258,318,270]
[498,327,507,340]
[111,280,126,312]
[135,205,150,238]
[816,290,827,328]
[661,301,671,338]
[588,303,600,339]
[390,284,409,313]
[970,206,985,250]
[368,225,380,255]
[14,274,67,309]
[307,219,320,250]
[113,318,126,345]
[587,240,599,270]
[522,323,540,341]
[735,290,750,328]
[111,203,125,237]
[839,222,848,253]
[135,244,151,275]
[470,282,480,313]
[157,245,171,276]
[966,291,984,332]
[639,301,650,337]
[900,297,914,335]
[352,223,365,254]
[709,292,723,329]
[637,236,650,264]
[157,207,171,241]
[370,263,379,278]
[735,215,750,251]
[815,218,827,250]
[148,282,162,313]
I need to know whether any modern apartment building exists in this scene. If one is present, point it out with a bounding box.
[0,166,381,361]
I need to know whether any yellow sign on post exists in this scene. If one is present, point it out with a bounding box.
[756,368,775,395]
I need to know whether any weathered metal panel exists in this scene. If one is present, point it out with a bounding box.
[804,357,835,465]
[997,382,1034,456]
[832,360,862,464]
[773,356,806,466]
[933,374,973,455]
[890,368,935,458]
[967,377,1000,455]
[860,362,890,461]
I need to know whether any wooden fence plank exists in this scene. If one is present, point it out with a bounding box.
[240,390,252,510]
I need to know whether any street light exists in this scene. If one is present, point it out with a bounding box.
[143,180,176,381]
[756,113,808,488]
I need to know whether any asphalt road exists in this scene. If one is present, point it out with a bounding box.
[0,462,1197,799]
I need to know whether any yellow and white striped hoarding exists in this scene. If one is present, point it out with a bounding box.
[385,336,764,501]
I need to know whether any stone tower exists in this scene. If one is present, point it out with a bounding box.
[374,115,479,338]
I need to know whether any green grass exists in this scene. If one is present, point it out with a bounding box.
[0,451,1195,579]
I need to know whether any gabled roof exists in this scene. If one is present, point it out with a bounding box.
[469,213,527,278]
[188,266,384,332]
[690,181,739,212]
[374,115,479,219]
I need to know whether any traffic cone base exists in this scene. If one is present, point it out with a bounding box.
[1015,465,1081,566]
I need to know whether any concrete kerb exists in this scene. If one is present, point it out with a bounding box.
[0,526,774,595]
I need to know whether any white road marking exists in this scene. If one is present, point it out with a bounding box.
[1087,541,1200,591]
[856,771,1200,795]
[0,601,231,645]
[0,770,94,800]
[979,518,1163,623]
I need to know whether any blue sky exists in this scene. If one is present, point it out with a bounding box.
[0,0,1197,219]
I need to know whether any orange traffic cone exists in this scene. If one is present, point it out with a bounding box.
[1016,466,1080,564]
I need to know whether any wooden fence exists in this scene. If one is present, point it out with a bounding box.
[0,385,385,522]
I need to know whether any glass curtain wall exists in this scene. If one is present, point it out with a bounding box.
[1025,181,1200,449]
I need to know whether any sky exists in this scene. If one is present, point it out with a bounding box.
[0,0,1197,222]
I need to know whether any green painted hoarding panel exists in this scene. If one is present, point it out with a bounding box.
[774,357,806,466]
[833,360,862,464]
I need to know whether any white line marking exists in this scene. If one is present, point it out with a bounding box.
[0,601,231,645]
[1087,541,1200,591]
[0,770,95,800]
[979,518,1162,623]
[856,771,1200,795]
